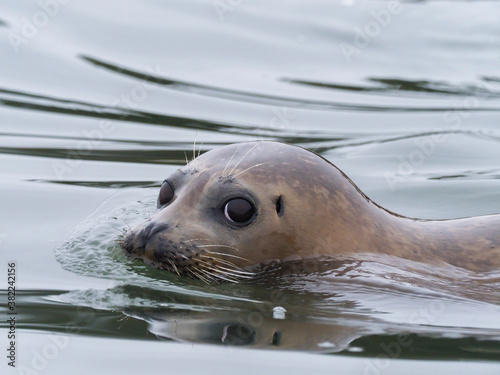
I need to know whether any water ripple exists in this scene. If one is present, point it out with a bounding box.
[79,55,500,113]
[283,77,500,98]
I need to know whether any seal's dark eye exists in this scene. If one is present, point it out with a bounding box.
[224,198,255,224]
[158,181,174,206]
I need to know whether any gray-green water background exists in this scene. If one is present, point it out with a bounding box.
[1,1,500,374]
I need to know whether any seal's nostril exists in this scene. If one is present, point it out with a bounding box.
[142,222,169,241]
[141,222,155,242]
[149,223,169,239]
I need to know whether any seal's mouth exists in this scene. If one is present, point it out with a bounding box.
[119,225,256,283]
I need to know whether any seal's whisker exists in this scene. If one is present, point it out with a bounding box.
[192,133,198,162]
[227,142,260,177]
[190,266,208,281]
[221,145,241,178]
[197,142,203,159]
[213,274,240,283]
[198,258,235,270]
[197,265,227,280]
[194,266,218,282]
[232,162,269,179]
[199,256,244,272]
[195,244,241,252]
[210,269,253,280]
[167,259,181,276]
[200,251,251,264]
[202,251,250,262]
[198,257,254,276]
[188,132,199,173]
[193,142,202,173]
[197,257,236,270]
[184,151,189,165]
[211,265,255,276]
[121,219,132,232]
[196,259,219,269]
[109,239,125,249]
[197,265,233,280]
[183,238,211,243]
[200,256,241,270]
[111,226,127,236]
[196,260,250,279]
[185,267,199,280]
[198,265,239,283]
[200,251,251,263]
[189,267,211,284]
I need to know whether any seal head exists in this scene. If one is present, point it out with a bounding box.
[121,141,356,281]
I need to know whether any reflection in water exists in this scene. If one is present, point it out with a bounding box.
[12,272,500,360]
[129,305,365,352]
[5,287,500,360]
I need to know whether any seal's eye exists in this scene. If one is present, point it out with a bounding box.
[224,198,255,225]
[158,181,174,206]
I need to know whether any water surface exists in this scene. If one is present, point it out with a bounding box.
[1,0,500,374]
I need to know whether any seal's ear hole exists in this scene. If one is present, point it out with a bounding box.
[276,196,284,217]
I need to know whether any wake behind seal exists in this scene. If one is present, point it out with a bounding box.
[120,141,500,282]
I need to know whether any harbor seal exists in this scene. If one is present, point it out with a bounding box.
[121,141,500,282]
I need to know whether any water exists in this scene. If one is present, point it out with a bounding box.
[1,0,500,374]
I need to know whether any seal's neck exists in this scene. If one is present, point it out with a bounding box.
[354,205,500,273]
[303,163,499,273]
